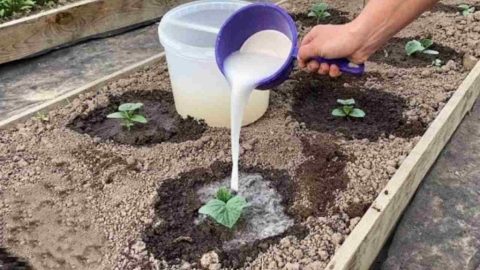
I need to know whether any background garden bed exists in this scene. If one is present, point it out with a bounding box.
[1,0,479,269]
[0,0,189,64]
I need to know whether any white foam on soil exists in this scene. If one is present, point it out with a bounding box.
[196,173,294,250]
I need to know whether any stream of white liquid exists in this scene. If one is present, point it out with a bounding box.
[223,30,292,192]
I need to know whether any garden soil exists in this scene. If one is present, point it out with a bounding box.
[1,0,478,269]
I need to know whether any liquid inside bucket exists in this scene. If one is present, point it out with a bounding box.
[158,1,270,128]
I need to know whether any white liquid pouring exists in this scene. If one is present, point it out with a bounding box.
[223,30,292,191]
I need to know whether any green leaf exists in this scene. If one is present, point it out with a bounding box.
[349,108,366,118]
[343,105,353,115]
[199,196,247,229]
[323,11,331,18]
[118,103,143,112]
[107,112,126,119]
[337,98,355,105]
[308,11,316,17]
[314,2,328,11]
[422,49,439,55]
[332,108,347,117]
[405,40,424,56]
[131,114,148,124]
[458,4,470,10]
[419,39,433,49]
[216,187,233,203]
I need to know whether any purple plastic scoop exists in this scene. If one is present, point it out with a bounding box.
[215,3,365,90]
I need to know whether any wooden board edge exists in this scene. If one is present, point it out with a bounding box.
[326,61,480,270]
[0,0,186,64]
[0,53,165,130]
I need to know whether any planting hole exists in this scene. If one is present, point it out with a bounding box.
[68,90,206,145]
[290,72,425,141]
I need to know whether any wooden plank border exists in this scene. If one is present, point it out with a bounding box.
[327,61,480,270]
[0,0,189,64]
[0,53,164,129]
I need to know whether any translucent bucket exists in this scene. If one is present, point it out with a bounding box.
[158,0,270,128]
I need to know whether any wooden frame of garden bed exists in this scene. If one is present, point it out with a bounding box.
[2,53,479,270]
[0,0,190,65]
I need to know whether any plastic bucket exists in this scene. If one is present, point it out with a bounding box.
[158,0,270,128]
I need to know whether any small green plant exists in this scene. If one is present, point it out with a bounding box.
[0,0,36,18]
[107,103,148,131]
[199,187,247,229]
[459,4,475,16]
[332,98,366,118]
[432,58,443,67]
[405,39,439,56]
[308,2,330,23]
[35,111,49,122]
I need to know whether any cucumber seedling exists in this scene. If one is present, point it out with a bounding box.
[308,2,331,23]
[199,187,247,229]
[332,98,366,118]
[459,4,475,16]
[405,39,439,56]
[107,103,148,131]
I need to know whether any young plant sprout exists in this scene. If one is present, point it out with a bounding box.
[332,98,366,118]
[308,2,331,23]
[107,103,148,131]
[405,39,439,56]
[432,58,443,67]
[35,111,49,122]
[459,4,475,16]
[199,187,247,229]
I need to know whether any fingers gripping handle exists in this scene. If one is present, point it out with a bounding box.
[314,57,365,76]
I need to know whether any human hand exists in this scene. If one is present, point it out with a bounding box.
[298,23,369,77]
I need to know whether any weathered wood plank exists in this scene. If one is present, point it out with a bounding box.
[0,53,164,129]
[326,62,480,270]
[0,0,189,64]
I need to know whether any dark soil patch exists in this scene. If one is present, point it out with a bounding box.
[289,72,425,141]
[293,136,350,218]
[0,248,32,270]
[370,37,462,69]
[68,90,206,146]
[430,2,480,14]
[291,8,351,28]
[143,141,348,269]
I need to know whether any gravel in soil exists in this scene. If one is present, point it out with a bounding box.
[0,0,478,269]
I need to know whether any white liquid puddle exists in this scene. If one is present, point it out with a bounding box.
[223,30,292,192]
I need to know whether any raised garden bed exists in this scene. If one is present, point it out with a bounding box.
[0,0,189,64]
[1,0,480,269]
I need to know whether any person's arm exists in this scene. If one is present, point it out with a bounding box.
[298,0,439,77]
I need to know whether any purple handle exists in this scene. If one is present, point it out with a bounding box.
[314,57,365,76]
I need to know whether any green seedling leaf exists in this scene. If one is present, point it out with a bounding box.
[312,2,328,12]
[419,38,433,49]
[337,98,355,106]
[216,187,233,203]
[323,11,331,17]
[405,40,424,56]
[107,112,126,119]
[308,11,316,17]
[422,49,439,55]
[459,4,475,16]
[131,114,148,124]
[349,108,366,118]
[332,108,347,117]
[119,103,143,112]
[199,195,247,229]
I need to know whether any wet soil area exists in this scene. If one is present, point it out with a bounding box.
[291,8,351,30]
[370,37,463,69]
[143,135,348,269]
[68,90,206,145]
[290,72,425,140]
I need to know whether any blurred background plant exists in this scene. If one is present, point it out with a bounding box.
[0,0,57,19]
